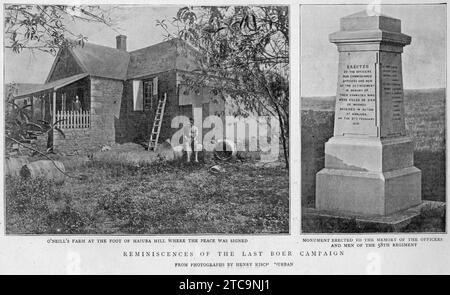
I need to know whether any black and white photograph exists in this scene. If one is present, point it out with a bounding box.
[1,0,450,276]
[3,4,289,235]
[301,4,446,233]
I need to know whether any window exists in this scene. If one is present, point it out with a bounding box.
[143,80,153,111]
[132,80,143,111]
[143,77,159,111]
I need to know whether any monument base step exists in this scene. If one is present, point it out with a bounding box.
[303,200,445,232]
[316,166,421,215]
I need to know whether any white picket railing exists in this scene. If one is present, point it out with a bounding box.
[55,110,91,129]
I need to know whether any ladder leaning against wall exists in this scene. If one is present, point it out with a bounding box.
[148,93,167,151]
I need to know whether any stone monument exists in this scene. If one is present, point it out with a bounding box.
[315,11,422,216]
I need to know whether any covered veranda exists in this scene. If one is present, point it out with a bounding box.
[13,73,91,130]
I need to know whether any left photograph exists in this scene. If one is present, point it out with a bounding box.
[3,5,289,234]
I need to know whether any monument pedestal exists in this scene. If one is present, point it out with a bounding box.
[317,167,421,216]
[315,11,422,217]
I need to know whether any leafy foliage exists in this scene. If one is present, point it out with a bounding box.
[4,83,42,153]
[5,4,116,54]
[157,6,289,168]
[4,83,66,154]
[4,5,114,154]
[5,5,115,151]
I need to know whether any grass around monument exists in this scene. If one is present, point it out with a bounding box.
[302,205,446,233]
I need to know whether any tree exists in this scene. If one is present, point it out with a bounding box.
[4,83,65,154]
[4,4,116,156]
[4,4,116,55]
[157,6,289,168]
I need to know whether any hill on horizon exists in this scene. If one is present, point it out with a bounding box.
[301,88,446,111]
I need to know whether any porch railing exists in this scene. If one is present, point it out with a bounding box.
[55,110,91,129]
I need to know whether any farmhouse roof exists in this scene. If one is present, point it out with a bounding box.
[18,37,201,98]
[68,42,130,81]
[45,38,200,82]
[126,38,201,79]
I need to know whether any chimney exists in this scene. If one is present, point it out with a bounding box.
[116,35,127,51]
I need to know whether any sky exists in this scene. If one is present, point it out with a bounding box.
[4,5,181,84]
[4,4,446,95]
[301,4,446,97]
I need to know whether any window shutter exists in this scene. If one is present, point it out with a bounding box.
[133,80,143,111]
[178,84,192,105]
[153,77,158,96]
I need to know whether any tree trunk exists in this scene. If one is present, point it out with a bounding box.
[278,115,289,170]
[5,157,29,177]
[20,160,66,184]
[273,103,289,170]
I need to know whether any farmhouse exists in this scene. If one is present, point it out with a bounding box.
[13,35,226,154]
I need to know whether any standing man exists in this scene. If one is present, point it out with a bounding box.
[73,96,82,112]
[183,117,199,163]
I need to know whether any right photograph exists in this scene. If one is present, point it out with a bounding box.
[301,4,446,233]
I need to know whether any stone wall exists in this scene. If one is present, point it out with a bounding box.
[53,77,123,154]
[90,77,123,148]
[50,71,219,153]
[160,71,187,143]
[116,70,225,146]
[115,70,178,144]
[114,80,149,144]
[53,129,92,155]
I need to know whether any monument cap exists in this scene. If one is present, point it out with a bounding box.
[341,10,401,33]
[330,10,411,47]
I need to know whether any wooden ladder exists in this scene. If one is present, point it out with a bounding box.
[148,93,167,151]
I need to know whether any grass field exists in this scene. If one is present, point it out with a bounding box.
[302,207,446,233]
[5,159,289,235]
